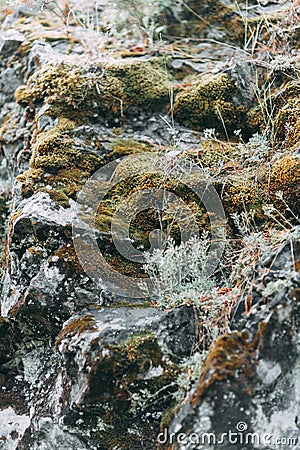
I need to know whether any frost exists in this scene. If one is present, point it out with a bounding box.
[257,360,282,385]
[0,408,30,450]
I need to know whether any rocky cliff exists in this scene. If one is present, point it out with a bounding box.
[0,1,299,449]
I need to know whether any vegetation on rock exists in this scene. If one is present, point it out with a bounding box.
[0,0,300,448]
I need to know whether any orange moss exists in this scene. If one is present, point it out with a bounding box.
[268,155,300,215]
[191,324,267,404]
[55,314,97,346]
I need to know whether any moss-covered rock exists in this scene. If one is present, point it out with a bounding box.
[15,58,171,120]
[274,97,300,150]
[78,154,213,278]
[105,137,156,160]
[173,73,249,136]
[16,117,103,203]
[50,306,196,449]
[166,237,300,449]
[221,171,265,221]
[268,155,300,216]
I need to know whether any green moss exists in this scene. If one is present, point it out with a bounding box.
[38,189,70,208]
[198,139,238,168]
[31,118,101,174]
[105,138,155,160]
[221,171,265,221]
[17,117,102,201]
[15,58,171,119]
[78,150,227,277]
[15,64,90,108]
[274,98,300,150]
[51,167,92,198]
[173,73,248,136]
[16,168,44,198]
[115,332,159,363]
[92,172,208,235]
[34,154,69,172]
[111,152,158,180]
[247,105,265,132]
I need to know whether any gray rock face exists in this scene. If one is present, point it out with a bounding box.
[0,1,299,449]
[166,234,300,450]
[17,306,196,449]
[0,29,25,57]
[1,192,102,323]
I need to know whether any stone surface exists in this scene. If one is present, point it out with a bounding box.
[0,0,299,449]
[18,306,195,449]
[167,234,300,449]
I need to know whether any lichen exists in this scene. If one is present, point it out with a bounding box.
[197,139,238,168]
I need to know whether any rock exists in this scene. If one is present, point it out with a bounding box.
[0,407,30,449]
[0,29,25,57]
[166,232,300,450]
[1,192,104,327]
[0,66,23,107]
[0,1,299,449]
[17,306,196,449]
[173,71,255,138]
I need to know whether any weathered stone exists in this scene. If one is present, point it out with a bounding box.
[16,306,196,449]
[166,234,300,450]
[0,29,25,56]
[0,1,299,449]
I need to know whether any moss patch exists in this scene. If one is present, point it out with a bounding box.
[55,314,97,346]
[15,58,171,120]
[78,167,211,277]
[274,98,300,150]
[191,325,266,404]
[173,73,248,136]
[17,117,103,202]
[105,138,156,161]
[268,155,300,216]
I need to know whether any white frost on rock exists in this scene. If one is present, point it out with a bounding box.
[0,407,30,450]
[17,192,78,227]
[257,359,282,385]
